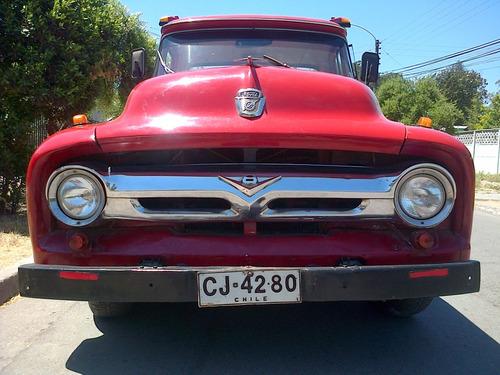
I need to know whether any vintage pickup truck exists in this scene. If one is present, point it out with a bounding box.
[19,15,480,317]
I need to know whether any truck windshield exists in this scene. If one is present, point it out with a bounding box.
[155,29,354,77]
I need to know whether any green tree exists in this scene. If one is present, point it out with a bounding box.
[434,62,488,127]
[0,0,156,213]
[375,74,414,125]
[1,0,156,134]
[1,2,39,213]
[375,74,461,134]
[477,94,500,129]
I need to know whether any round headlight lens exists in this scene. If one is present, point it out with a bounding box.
[394,164,456,227]
[47,167,106,226]
[399,176,445,220]
[58,175,102,219]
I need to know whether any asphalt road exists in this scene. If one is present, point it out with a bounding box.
[1,210,499,375]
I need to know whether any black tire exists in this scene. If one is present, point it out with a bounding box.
[376,297,433,318]
[88,301,133,318]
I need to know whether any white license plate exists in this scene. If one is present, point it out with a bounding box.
[198,269,301,307]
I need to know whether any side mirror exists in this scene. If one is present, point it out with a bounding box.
[131,48,145,80]
[360,52,379,83]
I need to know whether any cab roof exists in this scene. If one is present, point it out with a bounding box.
[159,15,348,38]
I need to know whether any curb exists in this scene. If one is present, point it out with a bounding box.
[475,192,500,216]
[475,204,500,216]
[0,257,33,305]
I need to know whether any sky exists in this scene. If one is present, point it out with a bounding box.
[121,0,500,95]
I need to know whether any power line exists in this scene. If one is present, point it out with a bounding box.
[469,57,500,66]
[374,1,500,90]
[386,39,500,74]
[473,64,500,73]
[381,0,449,45]
[405,0,500,52]
[402,49,500,78]
[386,0,486,55]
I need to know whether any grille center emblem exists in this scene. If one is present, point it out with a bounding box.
[235,88,266,118]
[219,175,281,197]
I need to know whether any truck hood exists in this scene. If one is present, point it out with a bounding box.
[96,66,406,154]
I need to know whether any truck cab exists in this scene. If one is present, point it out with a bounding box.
[19,15,479,318]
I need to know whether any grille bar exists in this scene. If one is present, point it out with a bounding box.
[99,174,397,221]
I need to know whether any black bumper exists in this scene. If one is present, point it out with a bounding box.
[18,261,480,303]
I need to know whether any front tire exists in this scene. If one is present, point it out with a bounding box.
[376,297,433,318]
[88,301,133,318]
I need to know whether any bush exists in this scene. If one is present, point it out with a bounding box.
[0,176,26,215]
[0,109,35,214]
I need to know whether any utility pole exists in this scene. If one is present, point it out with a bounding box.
[352,24,381,57]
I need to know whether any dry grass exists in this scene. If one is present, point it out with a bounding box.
[476,172,500,192]
[0,295,21,309]
[0,211,32,270]
[478,180,500,192]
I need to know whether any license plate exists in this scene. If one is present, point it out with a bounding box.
[198,269,301,307]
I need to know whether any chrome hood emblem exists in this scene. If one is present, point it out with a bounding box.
[219,175,281,197]
[235,88,266,118]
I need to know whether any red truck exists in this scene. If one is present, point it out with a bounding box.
[19,15,480,318]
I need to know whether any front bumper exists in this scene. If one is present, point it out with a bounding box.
[18,261,480,303]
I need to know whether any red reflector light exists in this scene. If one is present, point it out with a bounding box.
[409,269,449,279]
[59,271,99,281]
[68,233,90,253]
[412,231,435,250]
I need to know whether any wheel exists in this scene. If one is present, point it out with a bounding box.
[376,297,433,318]
[88,301,133,318]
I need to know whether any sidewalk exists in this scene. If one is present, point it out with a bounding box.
[475,191,500,216]
[2,193,499,305]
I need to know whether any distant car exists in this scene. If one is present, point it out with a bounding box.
[19,15,479,318]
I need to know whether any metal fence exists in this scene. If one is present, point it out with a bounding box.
[29,117,48,147]
[455,129,500,174]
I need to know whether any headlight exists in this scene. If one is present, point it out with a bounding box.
[47,167,105,226]
[395,164,455,227]
[399,176,445,219]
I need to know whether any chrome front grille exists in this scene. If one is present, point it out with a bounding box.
[100,174,397,222]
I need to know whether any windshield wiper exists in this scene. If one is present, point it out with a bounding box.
[157,50,175,74]
[263,54,291,68]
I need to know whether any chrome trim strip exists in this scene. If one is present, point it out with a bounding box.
[218,175,282,196]
[100,173,397,221]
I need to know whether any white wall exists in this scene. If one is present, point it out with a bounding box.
[456,130,500,174]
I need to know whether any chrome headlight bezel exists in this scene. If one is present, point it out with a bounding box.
[46,167,106,226]
[394,164,456,228]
